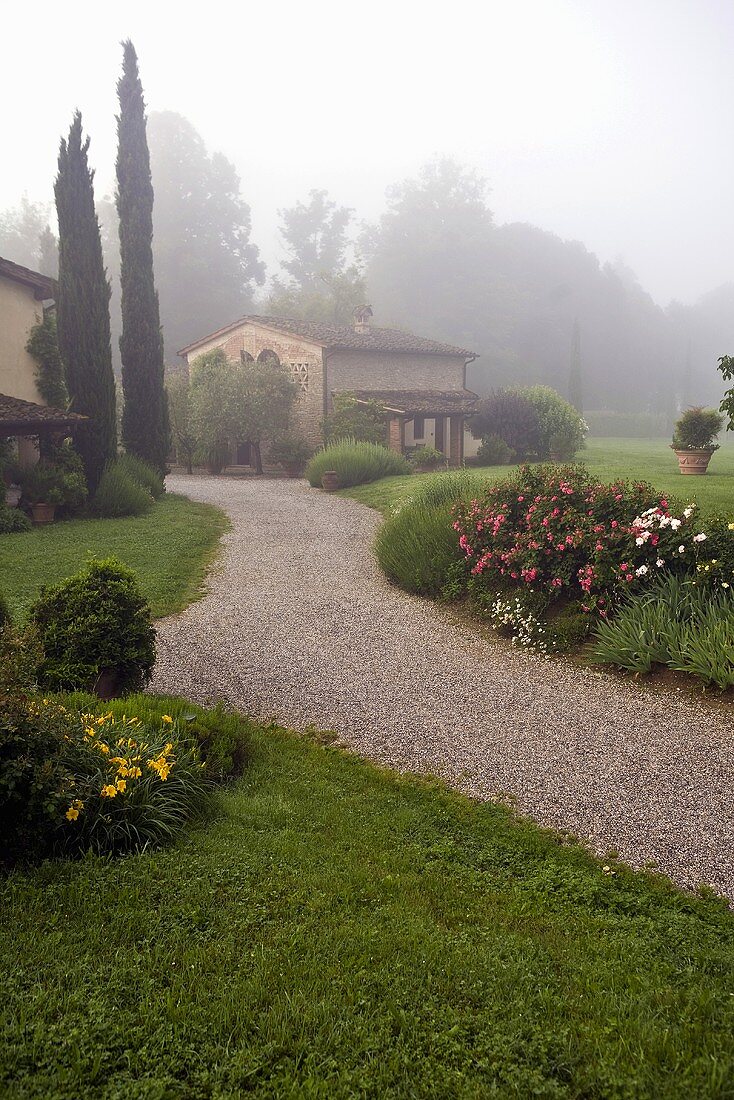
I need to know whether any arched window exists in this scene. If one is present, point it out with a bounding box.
[257,349,280,365]
[240,351,254,363]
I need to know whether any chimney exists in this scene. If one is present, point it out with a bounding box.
[353,304,373,334]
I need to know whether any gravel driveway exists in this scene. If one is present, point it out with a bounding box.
[153,475,734,899]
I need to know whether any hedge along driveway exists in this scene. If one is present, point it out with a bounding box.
[152,475,734,902]
[0,493,229,619]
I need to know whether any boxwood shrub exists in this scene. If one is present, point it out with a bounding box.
[29,558,156,696]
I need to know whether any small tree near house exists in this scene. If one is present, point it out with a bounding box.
[187,350,299,474]
[234,358,298,474]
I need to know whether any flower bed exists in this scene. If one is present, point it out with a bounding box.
[452,465,710,614]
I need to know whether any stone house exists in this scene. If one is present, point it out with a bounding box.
[178,310,479,466]
[0,257,83,463]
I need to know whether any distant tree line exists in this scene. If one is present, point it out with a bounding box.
[4,125,733,419]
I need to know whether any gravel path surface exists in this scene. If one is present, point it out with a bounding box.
[154,475,734,899]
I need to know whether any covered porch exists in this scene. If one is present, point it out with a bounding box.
[0,393,87,467]
[349,389,478,467]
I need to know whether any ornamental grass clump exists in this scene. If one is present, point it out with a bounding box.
[93,460,154,517]
[306,439,410,488]
[452,464,707,612]
[375,501,465,597]
[591,574,734,688]
[116,451,165,499]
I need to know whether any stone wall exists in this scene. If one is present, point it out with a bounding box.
[328,350,465,406]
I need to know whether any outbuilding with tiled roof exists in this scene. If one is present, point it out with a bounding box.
[179,309,479,466]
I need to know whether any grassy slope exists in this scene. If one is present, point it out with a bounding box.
[2,725,734,1098]
[0,494,229,619]
[343,437,734,515]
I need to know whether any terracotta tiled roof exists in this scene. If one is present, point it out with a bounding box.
[179,315,477,359]
[0,393,86,433]
[0,257,56,300]
[346,389,479,416]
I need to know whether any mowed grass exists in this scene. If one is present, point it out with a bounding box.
[0,493,229,619]
[2,724,734,1098]
[343,437,734,516]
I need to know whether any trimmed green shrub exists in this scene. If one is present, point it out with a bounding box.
[0,628,73,864]
[375,501,465,597]
[117,451,165,498]
[476,433,515,465]
[0,505,31,534]
[306,440,410,488]
[29,558,156,696]
[584,409,671,439]
[93,461,154,517]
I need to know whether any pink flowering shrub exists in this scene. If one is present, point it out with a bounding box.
[453,465,706,612]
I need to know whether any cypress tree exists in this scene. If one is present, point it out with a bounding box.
[116,39,170,474]
[54,113,117,491]
[568,319,583,413]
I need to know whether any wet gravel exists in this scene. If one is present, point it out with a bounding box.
[153,475,734,900]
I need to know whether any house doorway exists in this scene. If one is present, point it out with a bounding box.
[236,441,252,466]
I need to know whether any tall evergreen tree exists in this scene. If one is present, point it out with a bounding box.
[54,113,116,490]
[568,319,583,413]
[116,39,169,474]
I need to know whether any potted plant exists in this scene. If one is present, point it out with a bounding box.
[268,435,313,478]
[671,406,724,475]
[19,461,86,523]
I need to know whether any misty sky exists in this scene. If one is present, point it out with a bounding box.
[4,0,734,307]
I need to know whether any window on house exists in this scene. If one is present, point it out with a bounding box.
[257,349,280,365]
[413,415,425,439]
[289,363,309,392]
[240,351,254,363]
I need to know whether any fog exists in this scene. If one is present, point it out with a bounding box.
[3,0,734,414]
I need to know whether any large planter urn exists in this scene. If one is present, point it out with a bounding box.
[30,501,56,524]
[93,668,121,701]
[673,448,714,476]
[321,470,340,492]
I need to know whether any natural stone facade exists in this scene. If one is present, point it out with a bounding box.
[179,314,477,466]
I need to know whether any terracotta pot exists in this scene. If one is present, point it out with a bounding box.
[285,463,303,478]
[31,501,56,524]
[673,448,713,476]
[93,668,120,701]
[321,470,340,492]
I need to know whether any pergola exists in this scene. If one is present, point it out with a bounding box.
[348,388,478,466]
[0,393,87,450]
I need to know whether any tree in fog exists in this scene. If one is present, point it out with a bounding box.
[0,197,58,275]
[568,320,583,412]
[54,113,116,489]
[267,189,365,323]
[116,40,170,474]
[147,111,265,352]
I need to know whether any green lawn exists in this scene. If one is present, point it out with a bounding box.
[2,722,734,1097]
[0,494,229,619]
[343,437,734,516]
